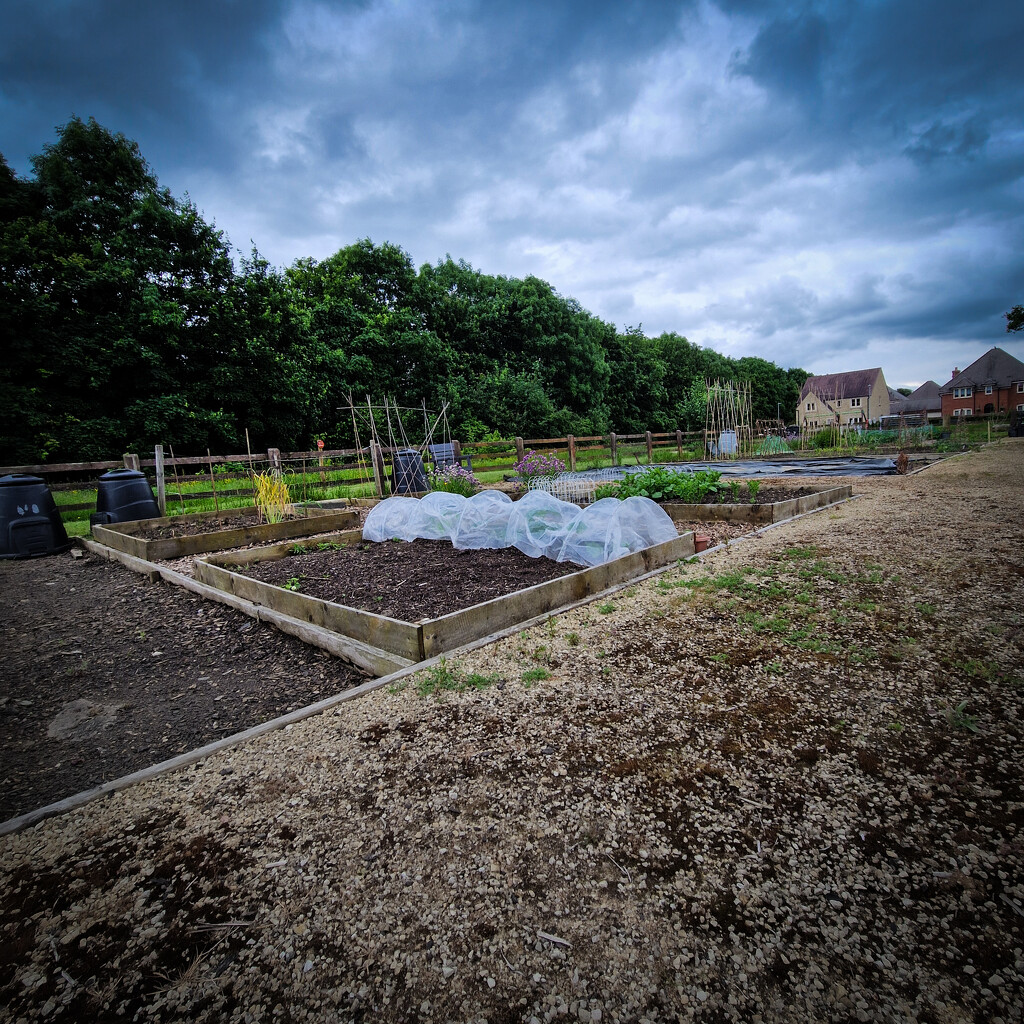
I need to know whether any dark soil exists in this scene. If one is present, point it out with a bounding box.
[137,510,333,539]
[240,539,580,621]
[0,551,365,822]
[708,485,815,505]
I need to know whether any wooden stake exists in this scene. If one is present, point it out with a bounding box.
[245,428,257,506]
[154,444,166,516]
[167,443,186,514]
[207,449,219,512]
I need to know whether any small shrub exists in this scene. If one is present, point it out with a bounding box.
[429,464,479,496]
[747,480,761,503]
[514,449,566,482]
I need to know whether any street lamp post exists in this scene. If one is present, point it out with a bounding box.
[867,384,872,426]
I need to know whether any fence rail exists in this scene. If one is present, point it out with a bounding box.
[2,422,865,522]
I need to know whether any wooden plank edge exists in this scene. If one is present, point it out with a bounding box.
[194,548,423,662]
[0,657,416,839]
[79,539,407,675]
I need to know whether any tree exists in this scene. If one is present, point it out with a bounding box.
[1006,305,1024,333]
[0,117,237,461]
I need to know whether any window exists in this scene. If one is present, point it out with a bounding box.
[985,385,993,395]
[1017,382,1024,393]
[806,401,815,411]
[850,397,861,407]
[1018,404,1024,412]
[953,408,974,417]
[953,386,972,398]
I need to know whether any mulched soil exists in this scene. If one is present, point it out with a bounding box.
[239,539,580,621]
[0,552,365,822]
[135,510,332,539]
[708,484,813,503]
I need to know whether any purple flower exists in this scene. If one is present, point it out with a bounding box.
[513,449,566,479]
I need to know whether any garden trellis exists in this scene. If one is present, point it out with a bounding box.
[704,379,754,460]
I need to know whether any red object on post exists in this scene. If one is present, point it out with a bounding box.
[694,534,711,553]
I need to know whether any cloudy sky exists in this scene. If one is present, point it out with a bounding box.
[2,0,1023,387]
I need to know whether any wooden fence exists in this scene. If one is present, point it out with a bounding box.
[0,428,716,516]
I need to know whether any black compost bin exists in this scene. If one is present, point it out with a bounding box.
[0,475,72,559]
[391,449,429,495]
[91,468,160,525]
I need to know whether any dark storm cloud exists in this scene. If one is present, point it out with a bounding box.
[1,0,1022,384]
[0,0,288,172]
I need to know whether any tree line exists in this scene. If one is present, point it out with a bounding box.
[1,117,810,463]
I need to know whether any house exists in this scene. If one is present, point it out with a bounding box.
[797,367,890,432]
[882,381,943,426]
[939,347,1024,422]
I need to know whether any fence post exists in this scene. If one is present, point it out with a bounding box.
[453,439,463,463]
[123,452,140,472]
[609,432,618,466]
[567,435,576,473]
[154,444,166,516]
[676,429,683,456]
[267,448,282,477]
[645,430,653,463]
[515,437,525,463]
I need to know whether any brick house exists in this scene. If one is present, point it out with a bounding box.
[939,347,1024,422]
[797,367,890,432]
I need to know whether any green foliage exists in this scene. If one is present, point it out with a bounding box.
[946,700,979,733]
[613,467,723,503]
[415,658,500,696]
[522,666,551,685]
[747,480,761,503]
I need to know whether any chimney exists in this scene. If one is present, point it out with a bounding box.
[951,367,959,380]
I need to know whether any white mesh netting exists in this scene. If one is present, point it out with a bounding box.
[362,490,677,566]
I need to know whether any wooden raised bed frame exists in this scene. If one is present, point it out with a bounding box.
[195,529,697,664]
[91,505,360,560]
[661,483,853,524]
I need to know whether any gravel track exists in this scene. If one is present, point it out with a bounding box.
[2,443,1022,1024]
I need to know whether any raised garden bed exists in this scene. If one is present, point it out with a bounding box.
[195,529,697,663]
[91,505,359,560]
[661,483,852,524]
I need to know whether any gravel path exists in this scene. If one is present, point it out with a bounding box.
[2,443,1022,1023]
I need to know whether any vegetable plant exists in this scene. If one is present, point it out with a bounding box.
[612,467,723,503]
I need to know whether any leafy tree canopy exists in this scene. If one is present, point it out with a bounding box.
[1,118,813,462]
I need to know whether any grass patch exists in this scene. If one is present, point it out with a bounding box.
[522,666,551,686]
[415,658,500,697]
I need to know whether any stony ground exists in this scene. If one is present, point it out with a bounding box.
[2,444,1022,1024]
